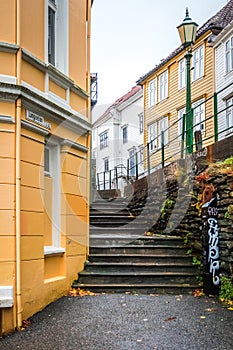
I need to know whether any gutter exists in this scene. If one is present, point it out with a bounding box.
[15,0,22,329]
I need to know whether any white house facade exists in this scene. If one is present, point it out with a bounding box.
[92,86,143,192]
[214,20,233,140]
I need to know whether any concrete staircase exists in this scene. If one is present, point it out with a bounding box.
[72,197,201,294]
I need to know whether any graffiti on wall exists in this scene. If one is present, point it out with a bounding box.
[202,196,220,295]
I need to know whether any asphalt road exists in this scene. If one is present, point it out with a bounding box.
[0,293,232,350]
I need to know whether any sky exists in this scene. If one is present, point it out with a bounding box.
[91,0,228,108]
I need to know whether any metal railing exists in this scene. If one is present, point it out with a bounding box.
[95,81,233,190]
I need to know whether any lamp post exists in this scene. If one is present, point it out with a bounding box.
[177,8,198,154]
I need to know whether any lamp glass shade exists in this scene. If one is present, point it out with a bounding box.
[177,9,198,47]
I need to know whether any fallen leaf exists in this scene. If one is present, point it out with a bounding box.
[228,307,233,310]
[164,316,176,322]
[205,308,217,312]
[68,288,96,297]
[200,316,206,319]
[193,289,204,297]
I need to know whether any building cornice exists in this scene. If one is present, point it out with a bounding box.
[0,42,19,54]
[61,139,88,153]
[0,83,91,134]
[21,120,50,136]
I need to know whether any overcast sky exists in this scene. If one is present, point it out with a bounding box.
[91,0,228,107]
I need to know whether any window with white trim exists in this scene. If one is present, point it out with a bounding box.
[193,99,205,133]
[47,0,68,74]
[128,147,136,177]
[226,36,233,73]
[99,130,109,150]
[159,70,168,101]
[226,97,233,133]
[148,123,156,152]
[44,141,62,254]
[178,99,205,140]
[178,107,186,141]
[179,58,186,89]
[148,78,157,107]
[122,125,128,144]
[104,157,109,172]
[138,144,144,164]
[139,113,143,134]
[158,116,168,147]
[192,45,204,81]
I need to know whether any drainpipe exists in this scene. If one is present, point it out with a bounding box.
[15,0,22,329]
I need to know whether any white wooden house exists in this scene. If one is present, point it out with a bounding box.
[214,20,233,140]
[92,86,143,192]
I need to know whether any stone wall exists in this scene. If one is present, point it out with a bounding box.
[125,136,233,275]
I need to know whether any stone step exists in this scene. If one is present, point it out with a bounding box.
[76,271,199,286]
[84,261,198,274]
[71,282,199,294]
[89,235,185,247]
[90,245,187,255]
[88,254,192,264]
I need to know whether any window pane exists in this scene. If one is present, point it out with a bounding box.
[48,7,55,65]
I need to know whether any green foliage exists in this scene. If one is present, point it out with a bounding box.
[224,205,233,220]
[161,198,174,219]
[184,233,191,245]
[223,156,233,166]
[219,276,233,303]
[192,256,202,267]
[186,249,193,256]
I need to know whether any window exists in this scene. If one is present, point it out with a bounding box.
[104,158,109,172]
[44,146,51,175]
[226,97,233,132]
[178,107,186,141]
[148,78,157,107]
[128,148,136,177]
[179,58,186,89]
[148,123,156,152]
[178,99,205,141]
[139,113,143,133]
[192,45,204,81]
[138,145,144,164]
[44,141,62,254]
[193,99,205,132]
[159,70,168,101]
[99,131,109,149]
[226,36,233,73]
[148,117,169,152]
[48,0,56,66]
[158,116,168,147]
[47,0,68,73]
[122,126,128,144]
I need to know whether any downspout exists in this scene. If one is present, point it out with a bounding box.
[15,0,22,329]
[86,0,92,257]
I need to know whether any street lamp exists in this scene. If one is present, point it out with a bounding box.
[177,8,198,154]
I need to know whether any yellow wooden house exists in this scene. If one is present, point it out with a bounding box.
[0,0,93,334]
[137,2,233,170]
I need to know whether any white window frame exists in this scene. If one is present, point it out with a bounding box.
[178,107,186,141]
[148,123,157,153]
[193,98,205,133]
[99,130,109,150]
[192,45,204,81]
[139,113,143,134]
[226,36,233,73]
[46,0,68,74]
[178,99,205,141]
[128,147,136,177]
[226,97,233,133]
[158,116,168,147]
[44,141,63,255]
[179,58,186,90]
[104,157,109,172]
[138,144,144,164]
[122,125,128,144]
[148,78,157,107]
[159,70,168,101]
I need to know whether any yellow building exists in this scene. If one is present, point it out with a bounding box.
[0,0,93,334]
[137,2,233,170]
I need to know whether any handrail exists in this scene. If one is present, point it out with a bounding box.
[95,81,233,190]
